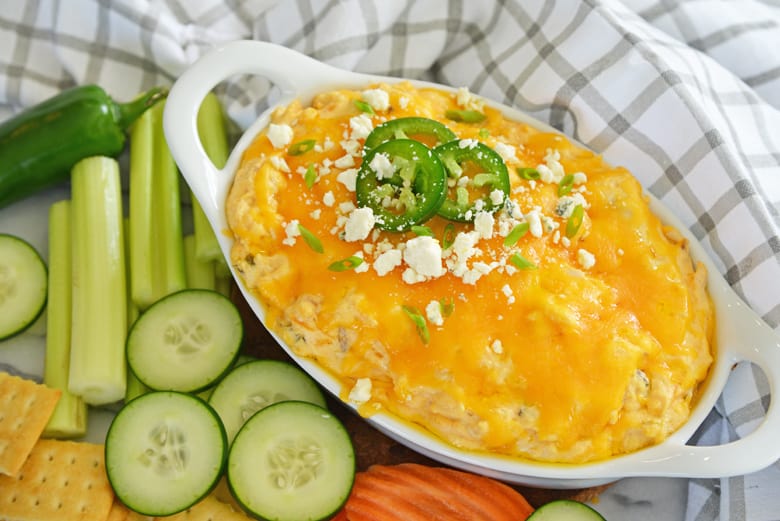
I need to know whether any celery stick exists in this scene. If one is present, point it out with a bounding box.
[193,92,229,262]
[184,234,216,290]
[129,101,186,309]
[124,218,148,403]
[125,370,149,402]
[43,200,87,438]
[68,157,127,405]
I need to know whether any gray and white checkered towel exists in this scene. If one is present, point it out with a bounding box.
[2,1,779,519]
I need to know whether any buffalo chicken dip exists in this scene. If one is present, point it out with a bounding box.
[225,82,714,463]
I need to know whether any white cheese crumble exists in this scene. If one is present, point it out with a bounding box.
[489,189,505,206]
[555,193,588,218]
[349,114,374,140]
[577,248,596,269]
[353,251,369,273]
[425,300,444,326]
[473,211,495,240]
[490,339,503,354]
[340,139,361,156]
[269,155,290,173]
[458,138,478,150]
[322,191,335,207]
[344,207,375,242]
[494,142,517,164]
[373,248,402,276]
[348,377,372,404]
[309,209,321,220]
[402,236,445,282]
[501,284,515,304]
[399,96,409,109]
[526,209,543,237]
[337,168,358,192]
[572,172,588,185]
[267,123,293,149]
[455,86,483,111]
[282,219,300,246]
[334,154,355,168]
[369,152,395,180]
[361,88,390,112]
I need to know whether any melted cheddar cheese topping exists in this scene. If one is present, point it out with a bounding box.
[226,82,714,463]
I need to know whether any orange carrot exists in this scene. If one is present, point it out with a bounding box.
[340,463,534,521]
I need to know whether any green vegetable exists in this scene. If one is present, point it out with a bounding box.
[504,222,530,247]
[328,256,364,272]
[445,109,486,123]
[402,305,430,344]
[363,117,457,152]
[353,99,375,115]
[0,84,166,209]
[288,139,317,156]
[304,164,318,189]
[566,204,585,238]
[356,139,447,232]
[68,156,127,405]
[0,234,47,341]
[517,167,540,180]
[526,499,606,520]
[558,173,575,196]
[42,200,87,438]
[510,252,537,270]
[298,224,324,253]
[183,234,216,291]
[411,225,434,237]
[442,223,456,249]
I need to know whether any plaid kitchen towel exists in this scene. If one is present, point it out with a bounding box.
[1,1,779,519]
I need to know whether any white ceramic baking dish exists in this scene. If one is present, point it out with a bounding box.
[163,40,780,489]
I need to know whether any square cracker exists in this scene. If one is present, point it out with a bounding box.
[0,439,113,521]
[0,372,61,476]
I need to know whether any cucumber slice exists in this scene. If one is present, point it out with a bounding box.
[127,289,243,392]
[209,359,327,443]
[527,499,606,520]
[105,391,227,516]
[227,401,355,521]
[0,234,47,341]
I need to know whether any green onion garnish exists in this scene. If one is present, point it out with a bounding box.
[402,305,430,344]
[478,128,490,139]
[354,99,375,114]
[445,109,486,124]
[297,224,323,253]
[517,167,540,180]
[328,255,364,272]
[558,174,575,196]
[411,225,434,237]
[287,139,316,156]
[566,204,584,238]
[439,297,455,318]
[304,164,317,189]
[504,222,530,247]
[509,252,536,270]
[442,223,456,250]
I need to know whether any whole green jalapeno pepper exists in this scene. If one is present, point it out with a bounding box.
[0,84,167,209]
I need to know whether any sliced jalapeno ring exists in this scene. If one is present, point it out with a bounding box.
[355,139,447,232]
[363,117,457,152]
[433,140,510,222]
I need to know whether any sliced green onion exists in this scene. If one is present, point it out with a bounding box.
[445,109,486,124]
[354,99,375,114]
[566,204,584,238]
[442,223,456,249]
[439,297,455,318]
[517,167,540,180]
[298,224,324,253]
[411,225,434,237]
[504,222,530,247]
[287,139,316,156]
[328,255,364,272]
[304,164,317,189]
[509,252,537,270]
[558,174,575,196]
[478,128,490,139]
[402,305,430,344]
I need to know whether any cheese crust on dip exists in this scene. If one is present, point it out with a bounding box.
[226,82,714,464]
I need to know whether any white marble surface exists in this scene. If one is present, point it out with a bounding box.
[0,188,690,520]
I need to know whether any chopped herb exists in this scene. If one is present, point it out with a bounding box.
[328,255,364,272]
[439,297,455,318]
[517,167,540,180]
[509,252,536,270]
[354,99,375,114]
[304,164,317,189]
[504,222,530,247]
[566,204,584,238]
[297,224,323,253]
[558,174,575,196]
[287,139,316,156]
[478,128,490,139]
[445,109,486,124]
[442,223,456,249]
[411,225,434,237]
[402,305,430,344]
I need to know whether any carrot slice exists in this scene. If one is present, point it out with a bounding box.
[343,463,534,521]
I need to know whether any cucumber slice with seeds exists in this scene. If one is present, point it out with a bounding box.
[105,391,227,516]
[227,401,355,521]
[208,359,327,443]
[527,499,607,520]
[127,289,242,392]
[0,234,47,341]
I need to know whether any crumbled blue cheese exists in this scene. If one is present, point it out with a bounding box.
[489,189,505,206]
[337,168,358,192]
[473,210,495,240]
[399,96,409,109]
[577,248,596,269]
[267,123,293,149]
[555,193,588,218]
[494,142,517,164]
[458,138,478,150]
[501,284,515,304]
[309,209,322,220]
[455,86,484,111]
[402,236,445,283]
[361,88,390,112]
[322,191,336,207]
[334,154,355,168]
[425,300,444,326]
[572,172,588,185]
[349,114,373,140]
[344,207,375,242]
[369,152,394,180]
[353,251,369,273]
[373,248,402,276]
[490,339,503,354]
[348,377,372,404]
[282,219,300,246]
[269,155,290,173]
[526,209,543,237]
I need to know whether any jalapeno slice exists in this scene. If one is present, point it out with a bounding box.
[434,140,510,222]
[356,139,447,232]
[363,117,457,152]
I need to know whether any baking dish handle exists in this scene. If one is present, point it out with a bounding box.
[163,40,339,226]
